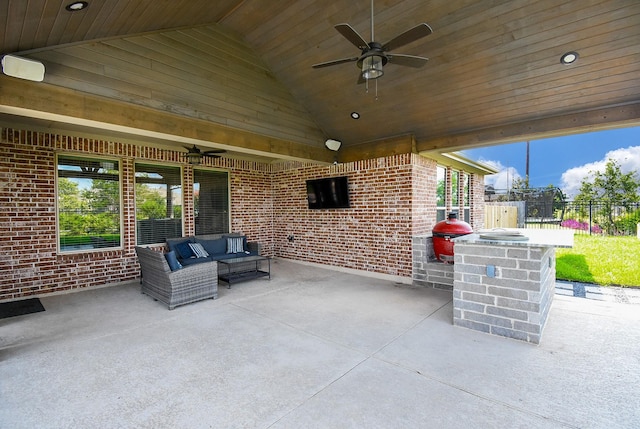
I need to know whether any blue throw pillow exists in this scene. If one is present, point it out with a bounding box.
[198,238,227,255]
[165,251,183,271]
[175,241,195,259]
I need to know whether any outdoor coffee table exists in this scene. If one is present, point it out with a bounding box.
[218,255,270,288]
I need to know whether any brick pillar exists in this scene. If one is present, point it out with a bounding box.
[453,242,556,344]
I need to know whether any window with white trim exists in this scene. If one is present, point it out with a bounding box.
[135,163,183,245]
[463,173,471,222]
[193,168,230,235]
[56,154,122,252]
[450,170,460,218]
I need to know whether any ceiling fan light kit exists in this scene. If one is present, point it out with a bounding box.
[183,145,226,165]
[361,55,384,80]
[312,0,432,96]
[185,154,201,165]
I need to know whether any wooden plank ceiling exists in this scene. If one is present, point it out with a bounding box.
[1,0,639,163]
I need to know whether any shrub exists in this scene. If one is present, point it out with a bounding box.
[561,218,602,234]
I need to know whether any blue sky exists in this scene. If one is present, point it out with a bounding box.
[463,125,640,198]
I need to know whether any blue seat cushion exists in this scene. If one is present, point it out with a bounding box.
[180,257,209,266]
[213,251,254,261]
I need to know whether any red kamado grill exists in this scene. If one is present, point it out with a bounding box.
[432,212,473,263]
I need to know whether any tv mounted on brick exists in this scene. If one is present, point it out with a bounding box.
[306,176,350,209]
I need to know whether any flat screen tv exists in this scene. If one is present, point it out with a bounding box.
[306,176,350,209]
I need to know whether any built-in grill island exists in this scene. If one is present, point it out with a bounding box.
[412,228,573,344]
[451,229,574,344]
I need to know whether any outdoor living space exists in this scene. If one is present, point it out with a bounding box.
[2,259,639,428]
[1,2,640,426]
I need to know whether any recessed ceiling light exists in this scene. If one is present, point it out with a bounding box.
[350,112,360,119]
[561,51,579,65]
[65,1,88,11]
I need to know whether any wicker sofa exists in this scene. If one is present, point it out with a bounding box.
[166,233,262,273]
[135,246,218,310]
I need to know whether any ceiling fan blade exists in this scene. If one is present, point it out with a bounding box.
[203,149,226,155]
[312,57,359,69]
[381,23,433,52]
[386,53,429,68]
[334,23,370,50]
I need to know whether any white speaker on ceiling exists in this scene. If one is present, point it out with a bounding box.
[1,55,45,82]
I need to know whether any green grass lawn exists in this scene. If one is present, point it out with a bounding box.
[556,234,640,287]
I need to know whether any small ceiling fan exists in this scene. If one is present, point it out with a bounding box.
[183,145,226,165]
[312,0,432,88]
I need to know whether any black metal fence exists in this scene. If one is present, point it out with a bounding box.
[524,200,640,236]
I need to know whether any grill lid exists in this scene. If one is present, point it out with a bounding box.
[432,212,473,236]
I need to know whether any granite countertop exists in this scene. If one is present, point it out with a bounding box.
[453,228,574,248]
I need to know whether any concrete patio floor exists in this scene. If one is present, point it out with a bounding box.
[1,259,639,428]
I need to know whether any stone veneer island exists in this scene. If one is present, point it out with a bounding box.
[452,229,574,344]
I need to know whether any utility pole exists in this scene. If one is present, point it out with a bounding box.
[525,141,530,188]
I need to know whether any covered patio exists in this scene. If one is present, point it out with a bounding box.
[2,259,638,428]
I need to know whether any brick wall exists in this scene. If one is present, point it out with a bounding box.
[412,236,454,289]
[1,126,485,301]
[411,155,438,235]
[1,130,141,300]
[227,161,274,255]
[470,173,485,230]
[0,128,270,300]
[271,155,420,278]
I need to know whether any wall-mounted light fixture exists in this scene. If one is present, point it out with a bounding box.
[1,55,45,82]
[325,139,342,151]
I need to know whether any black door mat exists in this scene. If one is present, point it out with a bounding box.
[0,298,45,320]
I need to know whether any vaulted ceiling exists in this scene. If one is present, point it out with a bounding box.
[1,0,639,163]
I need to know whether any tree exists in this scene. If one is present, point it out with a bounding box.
[82,177,120,212]
[58,178,86,236]
[575,159,640,203]
[574,159,640,234]
[511,176,530,192]
[135,183,167,219]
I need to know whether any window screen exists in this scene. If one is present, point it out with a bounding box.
[194,169,229,235]
[135,163,183,245]
[57,155,121,252]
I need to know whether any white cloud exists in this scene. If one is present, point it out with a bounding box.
[560,146,640,198]
[479,159,521,190]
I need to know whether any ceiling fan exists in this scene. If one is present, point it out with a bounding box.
[183,145,226,165]
[312,0,432,89]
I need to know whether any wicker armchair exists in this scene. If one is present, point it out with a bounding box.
[135,246,218,310]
